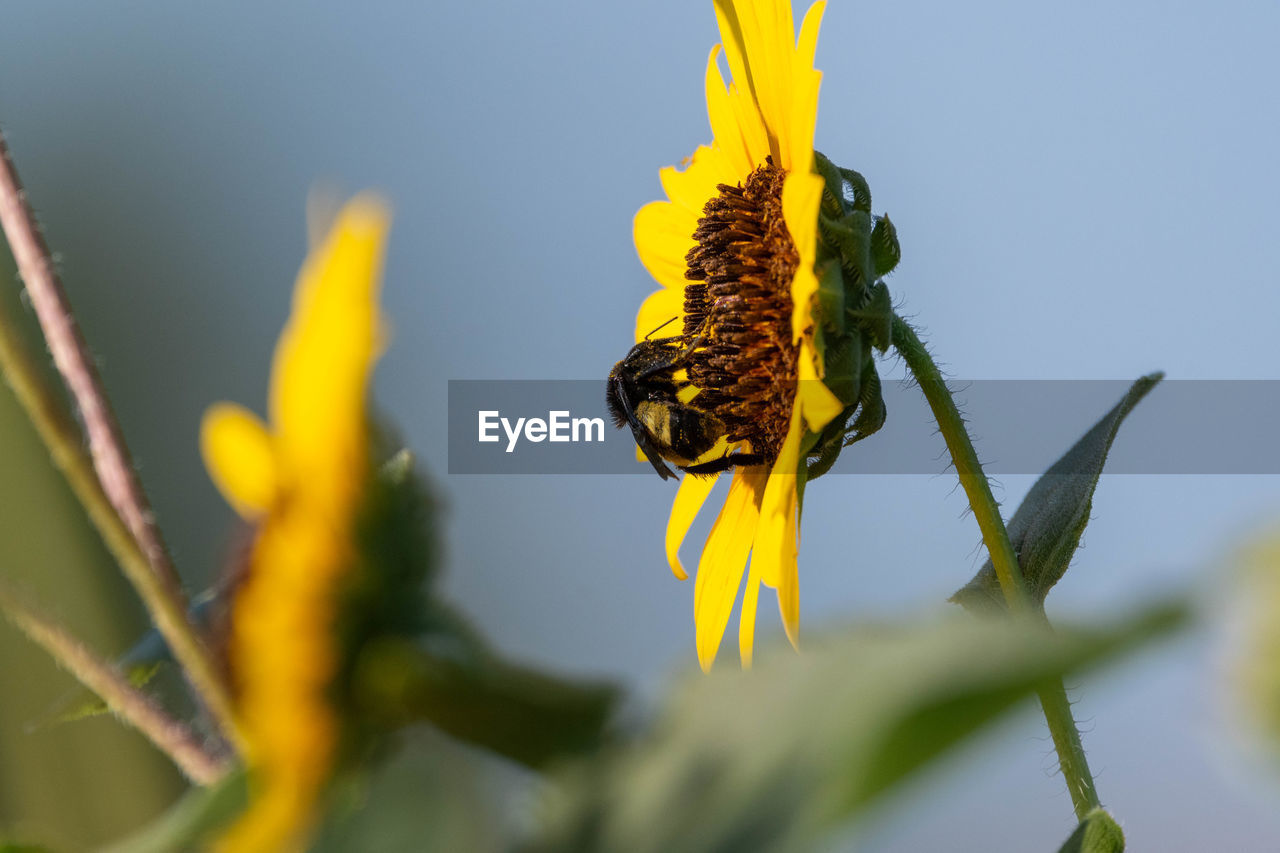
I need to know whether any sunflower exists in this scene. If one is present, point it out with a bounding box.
[631,0,848,671]
[201,196,389,852]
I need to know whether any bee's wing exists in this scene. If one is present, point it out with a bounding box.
[611,375,677,481]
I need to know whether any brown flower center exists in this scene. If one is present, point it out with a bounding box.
[683,158,799,462]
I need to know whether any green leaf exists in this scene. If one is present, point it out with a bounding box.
[522,602,1185,853]
[31,660,163,728]
[1057,807,1125,853]
[99,769,247,853]
[952,374,1163,614]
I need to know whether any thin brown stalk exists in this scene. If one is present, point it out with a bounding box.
[0,128,245,753]
[0,578,228,785]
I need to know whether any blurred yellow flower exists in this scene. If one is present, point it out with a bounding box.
[631,0,841,670]
[201,195,389,852]
[1237,534,1280,755]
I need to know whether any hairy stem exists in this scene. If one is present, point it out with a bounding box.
[0,578,228,785]
[890,314,1099,820]
[0,128,245,755]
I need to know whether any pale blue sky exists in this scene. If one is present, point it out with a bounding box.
[2,1,1280,849]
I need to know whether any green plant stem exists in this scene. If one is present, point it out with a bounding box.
[890,315,1099,820]
[0,130,247,757]
[1038,679,1099,818]
[0,577,228,785]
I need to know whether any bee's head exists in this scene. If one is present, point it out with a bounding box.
[605,364,631,430]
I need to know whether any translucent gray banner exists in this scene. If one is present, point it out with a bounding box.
[447,380,1280,475]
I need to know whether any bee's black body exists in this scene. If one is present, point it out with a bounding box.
[607,334,763,480]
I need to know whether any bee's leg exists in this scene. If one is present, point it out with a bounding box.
[679,451,766,476]
[636,334,707,380]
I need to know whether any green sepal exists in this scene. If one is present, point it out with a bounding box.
[805,404,857,481]
[816,327,863,409]
[820,211,873,293]
[847,281,894,353]
[813,152,872,216]
[329,439,444,770]
[807,346,888,479]
[838,166,872,213]
[813,151,849,218]
[871,214,901,278]
[804,153,893,479]
[1057,807,1126,853]
[952,374,1164,613]
[844,362,886,445]
[811,257,847,338]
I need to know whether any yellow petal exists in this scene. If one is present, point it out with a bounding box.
[776,500,801,649]
[705,46,754,178]
[269,195,389,503]
[798,340,844,432]
[712,1,754,120]
[634,201,698,292]
[726,84,772,169]
[634,287,684,344]
[666,472,720,580]
[739,553,763,668]
[795,1,825,75]
[787,1,826,173]
[749,0,793,164]
[664,144,739,214]
[694,467,767,671]
[755,406,803,590]
[781,170,825,341]
[201,402,277,518]
[755,407,803,646]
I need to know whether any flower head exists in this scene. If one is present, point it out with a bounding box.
[628,0,848,670]
[201,196,389,852]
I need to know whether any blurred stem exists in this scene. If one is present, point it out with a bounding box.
[357,638,620,771]
[0,129,247,757]
[890,315,1099,821]
[0,577,229,785]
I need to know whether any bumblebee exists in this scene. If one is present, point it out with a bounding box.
[606,333,762,480]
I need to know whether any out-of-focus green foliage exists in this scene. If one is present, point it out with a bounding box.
[1056,807,1126,853]
[953,374,1163,613]
[522,602,1185,853]
[353,629,620,772]
[312,731,498,853]
[341,447,620,772]
[0,266,181,849]
[1235,535,1280,759]
[99,771,246,853]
